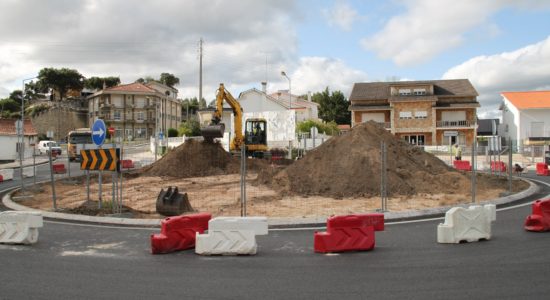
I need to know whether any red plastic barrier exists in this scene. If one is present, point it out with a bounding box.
[0,174,3,182]
[524,199,550,232]
[536,163,550,176]
[490,161,507,172]
[453,160,472,171]
[121,159,134,169]
[314,213,384,253]
[151,212,211,254]
[52,163,66,174]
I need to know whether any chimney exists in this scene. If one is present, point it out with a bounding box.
[308,91,312,102]
[261,81,267,94]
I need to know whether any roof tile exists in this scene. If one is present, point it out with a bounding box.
[501,91,550,109]
[0,119,37,136]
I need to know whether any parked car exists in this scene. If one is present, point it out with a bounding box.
[36,140,62,156]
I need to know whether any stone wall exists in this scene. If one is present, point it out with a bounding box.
[31,107,87,141]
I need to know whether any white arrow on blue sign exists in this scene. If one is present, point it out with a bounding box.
[92,119,107,146]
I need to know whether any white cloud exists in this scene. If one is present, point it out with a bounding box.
[283,57,368,97]
[322,0,359,31]
[361,0,507,66]
[0,0,298,100]
[443,36,550,118]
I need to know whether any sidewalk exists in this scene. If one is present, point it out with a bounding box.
[0,156,53,170]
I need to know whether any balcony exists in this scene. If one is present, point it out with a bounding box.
[436,120,475,128]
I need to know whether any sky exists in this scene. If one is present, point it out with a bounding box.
[1,0,550,119]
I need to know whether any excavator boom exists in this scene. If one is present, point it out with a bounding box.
[201,83,243,149]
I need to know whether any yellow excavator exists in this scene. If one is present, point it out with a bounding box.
[201,83,269,157]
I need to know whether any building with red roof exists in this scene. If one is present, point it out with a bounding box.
[87,82,182,140]
[500,91,550,147]
[0,119,38,161]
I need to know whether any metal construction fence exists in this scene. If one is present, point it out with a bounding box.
[6,139,546,220]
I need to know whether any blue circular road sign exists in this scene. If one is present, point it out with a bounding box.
[92,119,107,146]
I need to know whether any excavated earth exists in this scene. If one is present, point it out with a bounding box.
[259,121,490,198]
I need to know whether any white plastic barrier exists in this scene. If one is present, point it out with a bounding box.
[22,166,34,178]
[196,216,268,255]
[437,204,496,244]
[0,168,14,181]
[0,211,43,244]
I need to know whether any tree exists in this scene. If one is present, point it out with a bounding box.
[178,119,201,137]
[0,98,21,117]
[37,67,85,102]
[296,119,339,136]
[159,73,180,87]
[312,87,351,125]
[85,76,120,90]
[135,76,155,84]
[182,97,200,119]
[199,98,207,109]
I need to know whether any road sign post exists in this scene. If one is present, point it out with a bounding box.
[92,119,106,208]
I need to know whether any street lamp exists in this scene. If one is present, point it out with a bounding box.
[281,71,293,159]
[280,71,291,109]
[20,77,37,190]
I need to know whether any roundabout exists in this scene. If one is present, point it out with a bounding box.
[1,173,549,299]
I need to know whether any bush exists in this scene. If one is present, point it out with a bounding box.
[296,119,340,136]
[178,120,201,137]
[167,127,178,137]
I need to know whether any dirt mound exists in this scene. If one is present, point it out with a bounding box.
[261,121,473,198]
[140,139,269,178]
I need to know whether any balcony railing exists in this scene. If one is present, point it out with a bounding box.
[436,120,475,128]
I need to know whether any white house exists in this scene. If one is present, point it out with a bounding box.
[0,119,38,161]
[500,91,550,149]
[199,82,320,148]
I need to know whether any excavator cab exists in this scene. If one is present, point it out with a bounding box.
[244,118,268,156]
[244,119,267,146]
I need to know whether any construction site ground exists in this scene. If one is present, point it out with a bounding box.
[14,122,529,219]
[16,170,527,219]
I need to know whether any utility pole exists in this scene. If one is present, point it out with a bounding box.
[199,38,203,105]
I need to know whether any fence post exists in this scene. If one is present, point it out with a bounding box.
[240,146,247,217]
[471,140,476,204]
[380,141,388,211]
[508,139,512,194]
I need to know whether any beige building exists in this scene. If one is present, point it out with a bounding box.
[87,82,181,140]
[349,79,479,146]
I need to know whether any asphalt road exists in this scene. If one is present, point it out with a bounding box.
[1,174,550,299]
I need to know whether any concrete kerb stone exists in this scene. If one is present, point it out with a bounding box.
[1,177,540,228]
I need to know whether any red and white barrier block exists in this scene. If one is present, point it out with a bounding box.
[195,217,268,255]
[314,214,385,253]
[437,204,496,243]
[524,198,550,232]
[0,211,43,245]
[150,213,211,254]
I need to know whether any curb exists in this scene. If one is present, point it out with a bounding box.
[2,177,542,229]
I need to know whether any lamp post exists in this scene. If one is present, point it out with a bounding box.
[281,71,293,159]
[280,71,291,109]
[20,77,37,190]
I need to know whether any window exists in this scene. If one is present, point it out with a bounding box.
[135,128,146,139]
[399,111,413,119]
[399,89,411,96]
[415,111,428,119]
[403,135,425,145]
[114,110,121,120]
[413,88,426,95]
[137,111,144,121]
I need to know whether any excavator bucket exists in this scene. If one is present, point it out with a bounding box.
[201,123,225,143]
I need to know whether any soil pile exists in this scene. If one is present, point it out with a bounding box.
[261,121,474,198]
[140,139,269,178]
